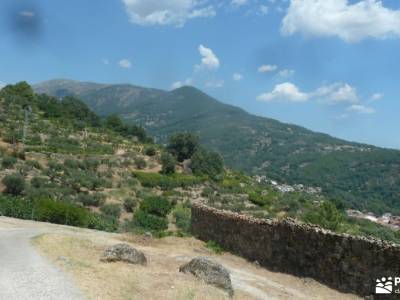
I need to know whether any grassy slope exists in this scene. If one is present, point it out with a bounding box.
[33,80,400,213]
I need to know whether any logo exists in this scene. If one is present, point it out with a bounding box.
[376,277,393,294]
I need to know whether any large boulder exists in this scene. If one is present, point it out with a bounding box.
[179,257,233,296]
[100,244,147,265]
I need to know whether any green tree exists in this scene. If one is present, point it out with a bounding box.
[190,148,224,179]
[2,174,26,196]
[303,201,343,231]
[161,152,176,174]
[167,133,199,162]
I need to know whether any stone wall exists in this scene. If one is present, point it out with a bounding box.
[191,204,400,297]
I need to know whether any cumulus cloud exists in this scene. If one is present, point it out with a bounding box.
[258,64,277,73]
[346,104,375,114]
[257,82,360,104]
[233,73,243,81]
[196,45,220,70]
[282,0,400,42]
[312,83,358,104]
[122,0,216,27]
[20,11,35,18]
[171,78,193,90]
[119,59,132,69]
[257,82,309,102]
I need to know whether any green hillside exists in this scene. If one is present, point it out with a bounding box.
[34,79,400,214]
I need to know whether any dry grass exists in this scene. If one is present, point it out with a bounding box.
[33,231,360,300]
[33,234,231,300]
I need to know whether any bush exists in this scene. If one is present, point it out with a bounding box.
[303,201,344,231]
[145,146,157,156]
[2,174,26,196]
[0,195,33,219]
[134,157,147,170]
[140,196,172,217]
[205,240,223,254]
[100,203,122,219]
[123,197,137,212]
[160,152,176,175]
[1,156,17,169]
[77,193,105,207]
[167,133,199,162]
[173,203,191,233]
[133,210,168,232]
[190,148,224,179]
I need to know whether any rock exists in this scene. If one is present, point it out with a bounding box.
[179,257,233,297]
[100,244,147,265]
[144,232,153,239]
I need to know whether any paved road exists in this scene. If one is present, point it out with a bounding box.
[0,226,83,300]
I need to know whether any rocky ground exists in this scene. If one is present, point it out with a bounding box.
[0,216,360,300]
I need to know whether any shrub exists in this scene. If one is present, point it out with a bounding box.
[133,210,168,232]
[30,177,48,189]
[167,133,199,162]
[26,160,42,170]
[100,203,122,219]
[144,146,156,156]
[123,197,137,212]
[0,195,33,219]
[1,156,17,169]
[190,148,224,179]
[160,152,176,175]
[140,196,172,217]
[205,241,223,254]
[134,157,147,170]
[77,193,105,207]
[173,203,191,233]
[303,201,344,231]
[2,174,26,196]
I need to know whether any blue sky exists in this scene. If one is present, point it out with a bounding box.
[0,0,399,149]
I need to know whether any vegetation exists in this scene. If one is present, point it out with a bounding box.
[1,81,399,245]
[35,80,400,214]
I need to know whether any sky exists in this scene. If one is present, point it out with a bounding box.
[0,0,399,149]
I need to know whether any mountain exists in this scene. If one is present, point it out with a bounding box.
[34,79,400,214]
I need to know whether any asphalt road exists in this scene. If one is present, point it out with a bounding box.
[0,225,83,300]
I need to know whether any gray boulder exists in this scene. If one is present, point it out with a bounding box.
[100,244,147,265]
[179,257,233,296]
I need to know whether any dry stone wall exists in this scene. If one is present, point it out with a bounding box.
[191,204,400,297]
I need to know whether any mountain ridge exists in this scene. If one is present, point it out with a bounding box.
[33,79,400,213]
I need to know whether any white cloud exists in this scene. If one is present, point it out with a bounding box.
[346,104,375,114]
[231,0,248,7]
[370,93,384,101]
[312,83,358,104]
[257,82,309,102]
[258,64,277,73]
[278,69,295,78]
[0,81,5,89]
[122,0,216,27]
[282,0,400,42]
[258,81,359,104]
[119,59,132,69]
[233,73,243,81]
[196,45,220,70]
[102,59,110,65]
[171,78,193,90]
[205,79,224,88]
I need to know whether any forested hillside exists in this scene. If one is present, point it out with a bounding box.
[34,79,400,214]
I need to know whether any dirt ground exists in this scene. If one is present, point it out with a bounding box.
[1,217,360,300]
